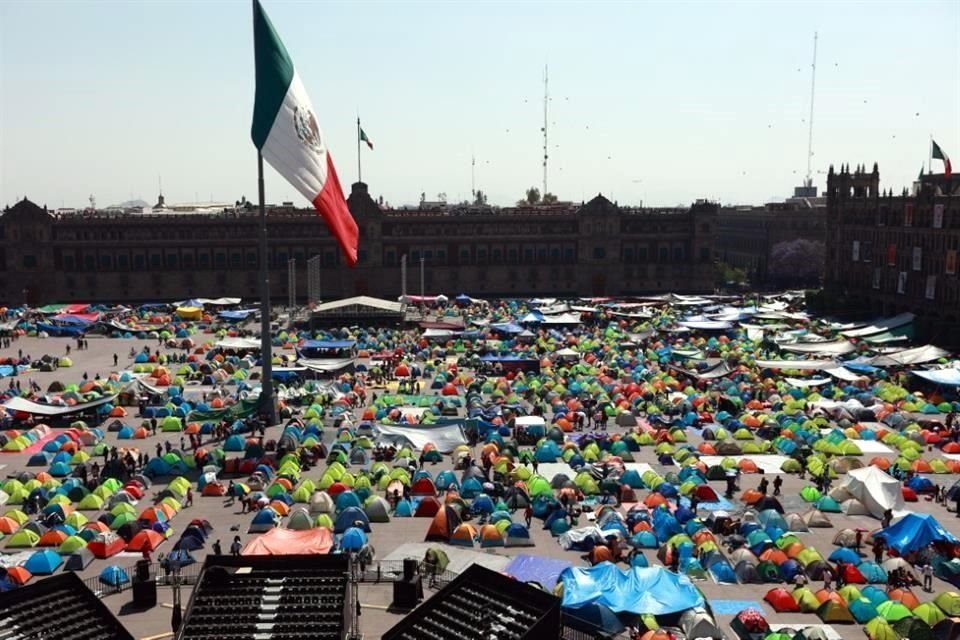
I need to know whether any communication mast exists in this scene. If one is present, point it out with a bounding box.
[805,32,818,188]
[542,65,549,198]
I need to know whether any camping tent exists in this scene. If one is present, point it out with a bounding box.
[829,466,904,519]
[242,527,333,555]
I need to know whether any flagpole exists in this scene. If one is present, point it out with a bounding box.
[357,117,362,184]
[257,151,277,424]
[929,135,933,174]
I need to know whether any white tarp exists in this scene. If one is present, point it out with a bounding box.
[422,328,460,339]
[679,320,733,331]
[824,367,868,382]
[841,312,915,338]
[912,368,960,386]
[542,313,583,325]
[785,377,833,387]
[829,466,905,519]
[216,337,262,350]
[855,344,949,367]
[781,340,856,356]
[755,359,836,370]
[4,394,118,416]
[298,357,355,373]
[374,423,467,453]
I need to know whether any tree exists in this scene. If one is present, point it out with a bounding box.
[524,187,541,205]
[768,239,825,283]
[542,192,558,204]
[473,190,487,206]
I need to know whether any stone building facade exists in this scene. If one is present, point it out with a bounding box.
[824,164,960,346]
[0,183,719,305]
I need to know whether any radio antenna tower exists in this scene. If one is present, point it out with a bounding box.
[804,32,817,188]
[542,64,549,197]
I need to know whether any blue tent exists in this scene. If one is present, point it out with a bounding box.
[564,603,625,635]
[341,527,367,551]
[224,435,246,451]
[335,507,371,533]
[472,495,495,515]
[25,549,63,575]
[99,565,130,586]
[394,500,413,517]
[48,462,72,477]
[559,563,705,614]
[167,549,197,566]
[857,561,888,584]
[335,491,362,512]
[874,513,959,555]
[828,547,861,564]
[907,476,935,494]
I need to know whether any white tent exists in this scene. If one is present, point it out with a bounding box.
[829,466,904,519]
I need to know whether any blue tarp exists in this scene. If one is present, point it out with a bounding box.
[302,340,356,350]
[219,309,257,321]
[874,513,959,555]
[505,554,573,588]
[559,563,705,614]
[490,322,524,334]
[36,323,85,337]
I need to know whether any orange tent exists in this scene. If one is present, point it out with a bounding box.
[126,530,165,552]
[242,527,333,555]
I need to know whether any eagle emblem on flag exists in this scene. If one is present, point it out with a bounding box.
[293,105,323,153]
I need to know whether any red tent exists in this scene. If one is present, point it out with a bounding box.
[414,496,441,517]
[410,477,438,497]
[88,533,125,558]
[764,588,800,612]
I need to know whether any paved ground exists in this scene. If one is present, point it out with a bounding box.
[1,333,958,639]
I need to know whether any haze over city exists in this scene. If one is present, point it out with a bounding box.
[1,1,958,209]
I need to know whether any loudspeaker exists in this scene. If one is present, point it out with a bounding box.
[135,559,151,582]
[132,580,157,608]
[403,557,419,581]
[392,576,422,609]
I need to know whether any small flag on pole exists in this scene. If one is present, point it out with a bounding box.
[932,140,952,177]
[360,127,374,150]
[251,0,359,266]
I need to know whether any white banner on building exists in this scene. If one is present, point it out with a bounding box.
[913,247,922,271]
[852,241,860,262]
[926,275,937,300]
[934,204,944,229]
[897,271,907,295]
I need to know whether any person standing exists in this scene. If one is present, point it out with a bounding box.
[923,563,934,592]
[230,536,242,557]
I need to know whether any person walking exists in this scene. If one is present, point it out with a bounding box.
[923,563,935,592]
[212,539,222,556]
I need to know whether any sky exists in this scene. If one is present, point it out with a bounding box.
[1,1,958,209]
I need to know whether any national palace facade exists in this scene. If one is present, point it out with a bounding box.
[0,182,720,306]
[824,164,960,346]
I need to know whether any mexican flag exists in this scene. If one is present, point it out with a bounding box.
[932,140,952,177]
[360,127,374,150]
[251,0,358,266]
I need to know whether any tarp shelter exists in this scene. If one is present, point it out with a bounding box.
[874,513,959,555]
[3,394,118,417]
[829,466,904,519]
[505,555,573,588]
[375,423,467,453]
[242,527,333,555]
[559,562,705,614]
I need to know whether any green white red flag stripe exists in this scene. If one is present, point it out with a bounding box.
[251,0,358,266]
[932,140,952,177]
